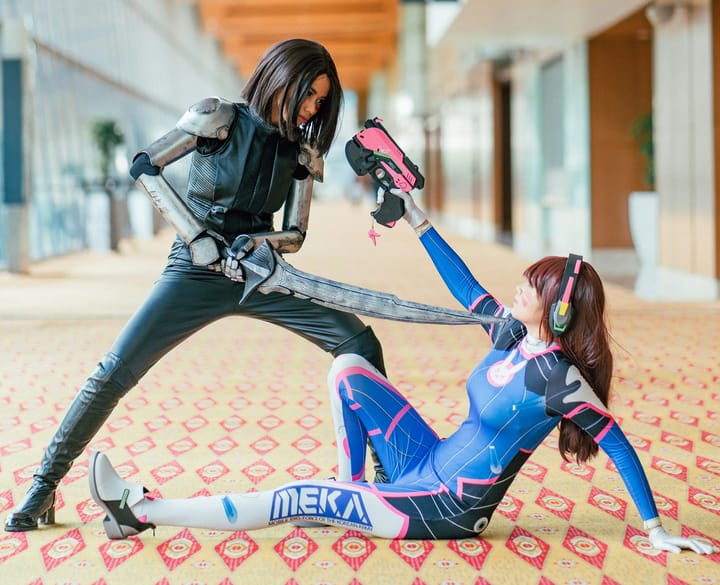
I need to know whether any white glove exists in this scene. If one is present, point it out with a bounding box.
[377,187,428,231]
[648,526,717,554]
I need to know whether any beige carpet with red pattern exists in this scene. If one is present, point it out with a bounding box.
[0,200,718,585]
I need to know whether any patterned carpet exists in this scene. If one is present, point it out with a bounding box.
[0,199,718,584]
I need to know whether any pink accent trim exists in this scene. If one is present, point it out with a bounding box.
[333,480,411,537]
[488,306,505,337]
[468,293,491,313]
[456,476,497,499]
[342,437,350,457]
[518,341,561,359]
[561,276,575,304]
[342,378,354,401]
[573,258,582,273]
[385,404,411,440]
[137,515,148,522]
[350,403,361,411]
[352,471,364,481]
[565,402,611,419]
[595,420,615,442]
[333,366,401,397]
[368,428,381,436]
[563,404,616,442]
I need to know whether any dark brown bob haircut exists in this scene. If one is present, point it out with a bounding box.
[241,38,343,155]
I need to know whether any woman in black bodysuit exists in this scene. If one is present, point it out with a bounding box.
[4,38,387,533]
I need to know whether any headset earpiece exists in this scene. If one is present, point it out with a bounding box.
[549,253,583,336]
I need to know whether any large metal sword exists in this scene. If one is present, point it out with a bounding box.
[237,240,505,326]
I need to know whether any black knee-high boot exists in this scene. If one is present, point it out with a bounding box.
[4,353,137,532]
[332,326,389,483]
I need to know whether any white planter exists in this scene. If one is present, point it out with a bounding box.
[628,191,658,265]
[85,189,111,252]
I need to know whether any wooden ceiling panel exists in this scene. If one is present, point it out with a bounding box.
[196,0,398,94]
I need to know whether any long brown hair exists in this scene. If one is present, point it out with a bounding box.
[241,38,343,154]
[524,256,613,463]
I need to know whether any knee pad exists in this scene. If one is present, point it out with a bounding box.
[332,326,385,376]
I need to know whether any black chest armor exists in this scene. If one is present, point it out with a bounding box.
[185,104,302,240]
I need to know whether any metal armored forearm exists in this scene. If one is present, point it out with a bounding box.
[135,173,221,265]
[131,97,236,266]
[248,175,314,254]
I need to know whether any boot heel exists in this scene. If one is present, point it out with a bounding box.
[39,504,56,526]
[102,517,126,540]
[4,483,57,532]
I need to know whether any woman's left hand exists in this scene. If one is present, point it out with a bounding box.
[648,526,717,554]
[378,187,427,230]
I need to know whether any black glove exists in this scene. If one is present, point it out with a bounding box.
[129,152,160,180]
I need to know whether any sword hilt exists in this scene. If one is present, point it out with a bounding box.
[238,240,277,303]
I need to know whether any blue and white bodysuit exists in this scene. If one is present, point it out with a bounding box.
[319,227,660,538]
[129,227,661,539]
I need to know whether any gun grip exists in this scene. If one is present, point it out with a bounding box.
[371,191,405,227]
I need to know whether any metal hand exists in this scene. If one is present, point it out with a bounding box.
[208,234,255,282]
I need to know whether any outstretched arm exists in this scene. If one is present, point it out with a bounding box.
[546,362,717,555]
[387,188,506,332]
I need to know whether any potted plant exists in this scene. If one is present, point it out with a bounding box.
[631,111,654,189]
[90,118,126,251]
[628,110,658,272]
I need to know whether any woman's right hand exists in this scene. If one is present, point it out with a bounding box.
[379,187,428,231]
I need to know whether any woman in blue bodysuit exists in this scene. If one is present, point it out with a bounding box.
[87,189,715,555]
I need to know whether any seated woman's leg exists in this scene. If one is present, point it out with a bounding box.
[90,451,409,539]
[327,354,440,483]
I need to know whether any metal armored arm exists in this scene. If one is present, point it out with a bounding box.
[252,142,325,253]
[248,175,314,254]
[247,141,322,254]
[131,97,236,265]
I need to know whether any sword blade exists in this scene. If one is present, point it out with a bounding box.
[247,245,503,325]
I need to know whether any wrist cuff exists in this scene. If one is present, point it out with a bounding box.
[414,219,432,236]
[643,517,662,530]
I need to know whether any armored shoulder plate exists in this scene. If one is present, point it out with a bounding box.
[177,97,236,140]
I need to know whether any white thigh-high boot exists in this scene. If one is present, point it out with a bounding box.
[140,480,408,538]
[90,451,273,535]
[135,491,274,531]
[90,451,407,538]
